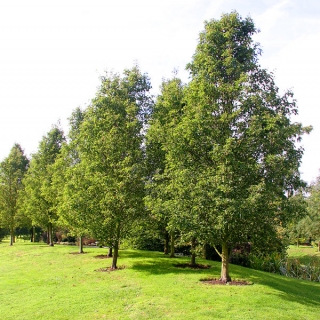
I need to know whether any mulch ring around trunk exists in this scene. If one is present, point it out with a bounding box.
[200,278,253,286]
[69,252,88,255]
[95,265,126,272]
[173,263,211,269]
[94,254,112,259]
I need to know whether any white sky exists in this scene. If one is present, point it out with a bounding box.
[0,0,319,184]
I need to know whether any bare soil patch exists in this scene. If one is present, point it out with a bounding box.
[201,278,253,285]
[69,252,88,255]
[173,263,211,269]
[95,265,126,272]
[94,254,111,259]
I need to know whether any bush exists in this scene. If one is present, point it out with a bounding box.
[128,235,164,252]
[239,252,320,282]
[279,258,320,282]
[203,244,222,261]
[0,228,8,241]
[61,235,76,243]
[230,251,250,267]
[15,226,31,239]
[248,252,284,273]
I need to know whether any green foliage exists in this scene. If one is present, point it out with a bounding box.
[235,246,320,282]
[280,258,320,282]
[145,75,185,257]
[287,175,320,245]
[0,227,8,241]
[22,126,65,245]
[146,11,311,281]
[306,176,320,239]
[285,191,309,244]
[50,108,90,241]
[248,252,285,274]
[0,11,313,285]
[58,65,153,268]
[123,216,166,252]
[183,11,310,244]
[0,144,29,245]
[126,231,164,252]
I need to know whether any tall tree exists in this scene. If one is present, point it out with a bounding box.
[51,108,88,253]
[22,126,65,246]
[145,76,186,258]
[63,66,152,268]
[162,12,311,281]
[285,191,308,246]
[0,144,29,245]
[306,176,320,251]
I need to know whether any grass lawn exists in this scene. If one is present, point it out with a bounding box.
[288,245,320,264]
[0,240,320,319]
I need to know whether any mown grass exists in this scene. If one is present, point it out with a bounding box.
[288,245,320,264]
[1,240,320,319]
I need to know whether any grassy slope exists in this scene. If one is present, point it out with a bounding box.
[0,241,319,320]
[288,245,320,264]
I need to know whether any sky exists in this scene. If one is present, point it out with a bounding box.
[0,0,319,184]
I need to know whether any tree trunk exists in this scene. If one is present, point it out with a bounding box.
[48,222,54,246]
[46,226,50,244]
[190,237,196,266]
[220,241,231,282]
[108,247,113,257]
[164,231,169,255]
[10,227,14,246]
[31,226,35,242]
[202,244,207,260]
[111,224,121,269]
[169,230,175,258]
[111,240,119,269]
[78,236,84,253]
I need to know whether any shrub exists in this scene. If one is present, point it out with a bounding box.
[279,258,320,282]
[248,252,284,274]
[0,227,8,241]
[230,251,250,267]
[238,252,320,282]
[128,235,164,252]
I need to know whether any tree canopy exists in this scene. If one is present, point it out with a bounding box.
[57,66,153,268]
[0,11,313,283]
[22,126,65,246]
[146,12,311,281]
[305,176,320,249]
[0,144,29,245]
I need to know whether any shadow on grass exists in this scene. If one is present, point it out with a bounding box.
[230,264,320,306]
[130,254,220,276]
[256,271,320,306]
[131,261,217,276]
[120,249,164,260]
[129,251,320,306]
[0,241,48,246]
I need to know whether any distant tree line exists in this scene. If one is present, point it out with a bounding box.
[0,12,314,282]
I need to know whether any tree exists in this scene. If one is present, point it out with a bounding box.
[285,191,308,246]
[62,66,152,268]
[160,12,311,281]
[306,176,320,251]
[145,76,186,258]
[0,144,29,245]
[51,108,88,253]
[22,126,65,246]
